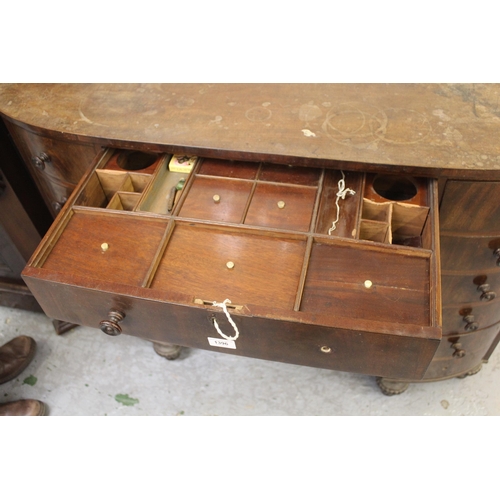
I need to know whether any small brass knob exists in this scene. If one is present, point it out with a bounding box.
[277,201,286,209]
[451,342,466,358]
[478,284,496,301]
[99,310,125,336]
[463,315,478,332]
[52,197,67,213]
[226,261,235,269]
[213,194,221,203]
[32,152,51,170]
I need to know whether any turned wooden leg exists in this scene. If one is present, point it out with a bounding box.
[52,320,78,335]
[153,342,182,360]
[376,377,410,396]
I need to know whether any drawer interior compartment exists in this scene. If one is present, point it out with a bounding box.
[36,210,169,287]
[300,239,431,325]
[178,176,253,223]
[359,174,431,246]
[150,223,307,310]
[244,183,316,231]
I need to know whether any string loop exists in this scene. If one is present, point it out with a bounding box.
[328,171,356,235]
[212,299,240,341]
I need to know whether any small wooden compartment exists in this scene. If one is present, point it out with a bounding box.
[258,164,322,186]
[300,238,432,325]
[22,151,442,380]
[199,158,259,179]
[150,223,307,310]
[178,176,253,223]
[360,174,430,247]
[35,210,168,287]
[244,183,317,232]
[74,150,166,210]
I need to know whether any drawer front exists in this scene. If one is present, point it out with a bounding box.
[442,302,500,334]
[5,121,100,215]
[423,323,500,380]
[440,235,500,272]
[442,273,500,305]
[22,277,439,380]
[7,123,101,184]
[440,180,500,233]
[29,171,76,215]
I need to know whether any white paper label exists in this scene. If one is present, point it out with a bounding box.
[208,337,236,349]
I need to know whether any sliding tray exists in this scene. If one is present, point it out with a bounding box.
[23,151,442,379]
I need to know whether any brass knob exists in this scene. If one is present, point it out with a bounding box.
[463,315,478,332]
[451,342,466,358]
[51,197,67,213]
[494,248,500,266]
[32,152,51,170]
[99,310,125,336]
[478,284,496,301]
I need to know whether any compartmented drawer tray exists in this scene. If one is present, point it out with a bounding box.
[23,150,442,379]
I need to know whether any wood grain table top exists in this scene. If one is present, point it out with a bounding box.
[1,83,500,178]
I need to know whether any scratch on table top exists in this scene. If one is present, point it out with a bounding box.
[302,129,316,137]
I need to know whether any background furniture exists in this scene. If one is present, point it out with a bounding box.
[0,119,51,312]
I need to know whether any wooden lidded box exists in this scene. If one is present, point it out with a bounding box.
[22,149,442,379]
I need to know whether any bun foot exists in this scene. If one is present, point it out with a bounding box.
[153,342,182,360]
[376,377,410,396]
[456,363,483,379]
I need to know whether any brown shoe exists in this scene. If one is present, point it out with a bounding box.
[0,399,46,416]
[0,336,37,385]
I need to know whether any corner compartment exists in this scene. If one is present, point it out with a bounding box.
[74,150,168,210]
[360,173,431,247]
[32,209,169,287]
[300,238,432,325]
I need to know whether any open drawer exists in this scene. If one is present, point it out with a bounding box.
[22,149,442,379]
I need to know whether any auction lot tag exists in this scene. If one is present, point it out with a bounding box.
[208,337,236,349]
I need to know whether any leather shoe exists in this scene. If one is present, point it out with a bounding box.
[0,399,46,416]
[0,336,36,385]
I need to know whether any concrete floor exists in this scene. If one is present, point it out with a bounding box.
[1,304,499,416]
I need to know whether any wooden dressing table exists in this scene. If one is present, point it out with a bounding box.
[1,83,500,395]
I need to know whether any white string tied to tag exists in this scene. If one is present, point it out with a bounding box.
[212,299,240,341]
[328,171,356,235]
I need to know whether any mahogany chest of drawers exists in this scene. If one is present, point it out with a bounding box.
[2,83,500,394]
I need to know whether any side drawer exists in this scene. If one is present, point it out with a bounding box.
[4,120,101,215]
[442,272,500,305]
[440,235,500,272]
[440,180,500,233]
[442,301,500,334]
[6,122,101,184]
[423,323,500,380]
[22,153,442,380]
